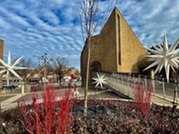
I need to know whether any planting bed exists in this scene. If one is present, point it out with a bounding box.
[72,99,179,134]
[0,98,179,133]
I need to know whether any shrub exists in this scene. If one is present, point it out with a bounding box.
[21,84,74,134]
[133,82,152,117]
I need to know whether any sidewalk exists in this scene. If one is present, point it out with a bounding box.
[0,87,178,111]
[151,95,179,108]
[1,94,24,104]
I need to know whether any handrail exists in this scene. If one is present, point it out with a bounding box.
[92,71,178,104]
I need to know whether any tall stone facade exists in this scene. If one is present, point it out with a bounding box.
[81,8,147,86]
[0,39,4,88]
[0,40,3,61]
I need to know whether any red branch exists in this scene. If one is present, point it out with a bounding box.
[133,82,152,117]
[21,84,74,133]
[57,91,74,134]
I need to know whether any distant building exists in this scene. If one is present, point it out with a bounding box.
[27,70,41,84]
[66,67,76,75]
[0,39,4,88]
[81,8,147,86]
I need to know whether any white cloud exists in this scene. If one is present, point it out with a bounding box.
[0,0,178,71]
[115,0,179,47]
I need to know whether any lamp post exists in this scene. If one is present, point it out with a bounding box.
[173,67,179,105]
[40,52,53,83]
[34,52,53,85]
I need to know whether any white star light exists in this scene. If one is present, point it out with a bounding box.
[144,35,179,82]
[92,73,107,89]
[0,51,27,85]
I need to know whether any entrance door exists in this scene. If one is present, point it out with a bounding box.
[91,61,101,71]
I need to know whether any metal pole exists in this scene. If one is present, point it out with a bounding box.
[144,76,147,91]
[173,67,179,104]
[152,79,155,95]
[162,78,166,99]
[151,69,155,95]
[0,103,1,118]
[173,80,177,104]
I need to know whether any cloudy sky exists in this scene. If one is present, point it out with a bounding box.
[0,0,178,70]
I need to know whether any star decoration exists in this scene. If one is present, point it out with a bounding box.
[144,35,179,82]
[92,73,107,89]
[0,51,27,85]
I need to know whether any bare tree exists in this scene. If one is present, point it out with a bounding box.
[75,69,80,76]
[79,0,114,115]
[53,57,69,87]
[79,0,115,115]
[17,58,35,80]
[79,0,100,115]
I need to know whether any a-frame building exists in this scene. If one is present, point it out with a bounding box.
[81,7,147,86]
[0,39,4,88]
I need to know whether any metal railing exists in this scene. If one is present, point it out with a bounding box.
[92,71,178,104]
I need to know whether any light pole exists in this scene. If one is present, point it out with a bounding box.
[33,52,53,85]
[173,67,179,105]
[40,52,53,84]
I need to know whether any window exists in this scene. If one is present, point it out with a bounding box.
[117,15,121,65]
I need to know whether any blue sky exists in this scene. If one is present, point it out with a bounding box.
[0,0,178,70]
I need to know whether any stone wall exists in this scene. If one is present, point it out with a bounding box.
[115,8,147,73]
[0,40,4,89]
[0,40,3,61]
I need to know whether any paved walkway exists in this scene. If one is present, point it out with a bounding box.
[0,87,178,111]
[151,95,178,108]
[1,94,24,104]
[106,77,179,108]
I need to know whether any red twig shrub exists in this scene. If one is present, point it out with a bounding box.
[58,91,74,134]
[133,82,152,117]
[42,84,56,133]
[21,84,74,134]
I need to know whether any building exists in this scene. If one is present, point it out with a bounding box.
[66,67,77,75]
[81,8,147,86]
[0,39,3,61]
[0,39,4,88]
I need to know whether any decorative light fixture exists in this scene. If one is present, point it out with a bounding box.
[144,35,179,82]
[0,51,27,85]
[92,73,107,89]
